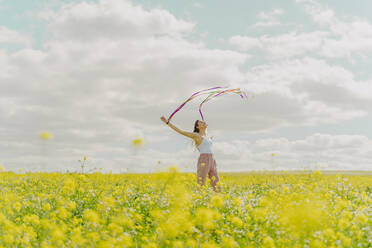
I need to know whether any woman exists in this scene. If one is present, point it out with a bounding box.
[160,116,220,192]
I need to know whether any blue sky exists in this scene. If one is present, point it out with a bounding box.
[1,0,372,172]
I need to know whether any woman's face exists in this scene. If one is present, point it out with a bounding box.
[198,120,208,129]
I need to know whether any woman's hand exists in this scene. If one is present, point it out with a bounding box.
[161,116,197,140]
[160,116,168,124]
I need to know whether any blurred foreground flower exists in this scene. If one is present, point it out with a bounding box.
[132,138,145,148]
[0,164,5,172]
[40,131,53,140]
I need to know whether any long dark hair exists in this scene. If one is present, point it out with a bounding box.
[191,120,201,151]
[193,120,200,133]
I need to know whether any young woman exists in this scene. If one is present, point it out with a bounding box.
[160,116,221,192]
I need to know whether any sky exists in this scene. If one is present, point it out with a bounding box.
[1,0,372,173]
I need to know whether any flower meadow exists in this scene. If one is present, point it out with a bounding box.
[0,169,371,248]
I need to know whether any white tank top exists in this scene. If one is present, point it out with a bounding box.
[197,136,213,154]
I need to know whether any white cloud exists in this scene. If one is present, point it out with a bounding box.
[240,58,372,126]
[302,0,372,58]
[232,1,372,60]
[225,2,372,134]
[253,8,283,27]
[40,0,194,41]
[229,31,329,58]
[228,36,262,51]
[213,133,372,171]
[0,26,31,46]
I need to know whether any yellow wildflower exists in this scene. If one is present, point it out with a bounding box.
[83,209,101,224]
[40,131,53,140]
[221,236,239,248]
[210,194,224,208]
[132,138,145,148]
[262,236,275,247]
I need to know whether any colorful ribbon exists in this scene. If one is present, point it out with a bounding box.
[167,86,248,123]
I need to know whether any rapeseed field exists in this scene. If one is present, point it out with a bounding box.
[0,169,370,247]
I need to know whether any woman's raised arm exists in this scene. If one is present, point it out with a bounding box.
[160,116,197,139]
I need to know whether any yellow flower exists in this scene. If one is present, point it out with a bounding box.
[24,226,37,239]
[50,227,65,242]
[41,241,53,248]
[150,209,165,221]
[40,131,53,140]
[13,202,22,212]
[118,234,133,247]
[337,217,349,229]
[252,207,267,222]
[103,196,115,208]
[322,228,335,240]
[341,210,353,220]
[277,198,327,233]
[259,196,271,207]
[210,194,224,208]
[354,213,368,224]
[86,232,100,242]
[201,242,219,248]
[157,211,191,239]
[112,215,134,229]
[173,240,183,248]
[97,239,116,248]
[67,201,76,211]
[40,219,53,230]
[262,236,275,247]
[3,234,14,244]
[57,207,70,219]
[221,236,239,248]
[340,235,352,246]
[230,216,243,228]
[314,170,322,176]
[42,203,52,212]
[83,209,100,224]
[194,208,221,230]
[245,214,251,222]
[24,214,40,225]
[108,223,123,235]
[232,197,243,207]
[310,239,324,248]
[143,242,157,248]
[132,138,145,148]
[335,198,349,211]
[283,186,290,193]
[185,239,197,248]
[245,204,252,211]
[269,189,276,196]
